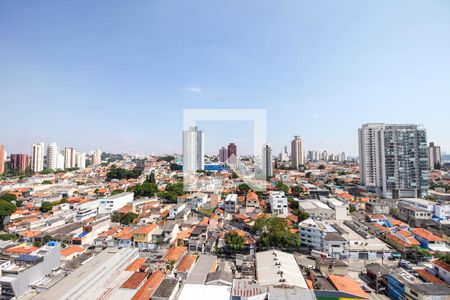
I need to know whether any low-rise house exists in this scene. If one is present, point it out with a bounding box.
[431,259,450,285]
[175,255,197,279]
[133,223,158,250]
[268,191,288,216]
[61,245,85,261]
[152,278,180,300]
[185,193,208,209]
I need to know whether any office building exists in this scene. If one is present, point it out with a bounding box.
[218,147,228,163]
[64,147,77,169]
[10,154,31,173]
[0,144,4,175]
[291,135,304,169]
[428,142,442,169]
[262,144,273,179]
[47,143,58,170]
[227,143,237,164]
[358,123,428,199]
[280,146,289,161]
[182,126,204,173]
[57,152,65,170]
[31,142,45,172]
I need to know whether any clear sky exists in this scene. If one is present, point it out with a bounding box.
[1,1,449,156]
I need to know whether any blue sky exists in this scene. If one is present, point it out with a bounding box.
[1,1,449,156]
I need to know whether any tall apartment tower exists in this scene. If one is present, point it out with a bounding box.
[31,142,45,172]
[182,126,204,173]
[47,143,58,170]
[291,135,304,170]
[0,144,4,175]
[428,142,442,169]
[10,154,31,173]
[64,147,77,169]
[262,144,273,179]
[218,147,228,163]
[76,152,86,169]
[358,123,428,199]
[227,143,237,164]
[92,149,102,165]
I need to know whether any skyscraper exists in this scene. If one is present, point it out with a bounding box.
[262,144,273,179]
[10,154,31,173]
[291,135,304,170]
[47,143,58,170]
[227,143,237,164]
[0,144,4,175]
[64,147,77,169]
[428,142,442,169]
[31,142,45,172]
[358,123,428,199]
[218,147,228,163]
[182,126,204,173]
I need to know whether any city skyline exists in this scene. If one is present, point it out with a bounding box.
[1,1,450,154]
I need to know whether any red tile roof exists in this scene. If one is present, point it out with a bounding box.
[434,259,450,273]
[61,246,85,257]
[121,272,149,289]
[328,275,369,299]
[126,258,147,272]
[162,246,186,262]
[176,255,197,273]
[131,271,164,300]
[413,228,444,242]
[416,269,447,285]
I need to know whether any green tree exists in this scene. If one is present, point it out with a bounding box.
[0,233,18,241]
[318,165,325,170]
[291,186,304,196]
[237,184,251,194]
[146,172,156,184]
[0,200,16,226]
[293,210,310,222]
[253,217,300,250]
[231,172,239,179]
[349,204,356,213]
[275,182,289,194]
[0,193,17,202]
[127,182,158,198]
[42,180,52,185]
[111,189,124,196]
[121,212,138,225]
[224,232,245,253]
[40,201,54,213]
[111,211,120,223]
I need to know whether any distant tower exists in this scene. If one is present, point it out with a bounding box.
[31,142,45,172]
[182,127,204,173]
[64,147,77,169]
[428,142,442,169]
[77,152,86,169]
[47,143,58,170]
[0,144,4,175]
[227,143,237,164]
[218,147,228,163]
[291,135,304,170]
[262,144,273,179]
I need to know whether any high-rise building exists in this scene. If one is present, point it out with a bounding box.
[428,142,442,169]
[227,143,237,164]
[92,149,102,165]
[262,144,273,179]
[358,123,428,199]
[218,147,228,163]
[64,147,77,169]
[10,154,31,173]
[182,127,204,173]
[76,152,86,169]
[31,143,45,172]
[291,135,304,169]
[280,146,289,162]
[340,152,346,162]
[0,144,4,175]
[47,143,58,170]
